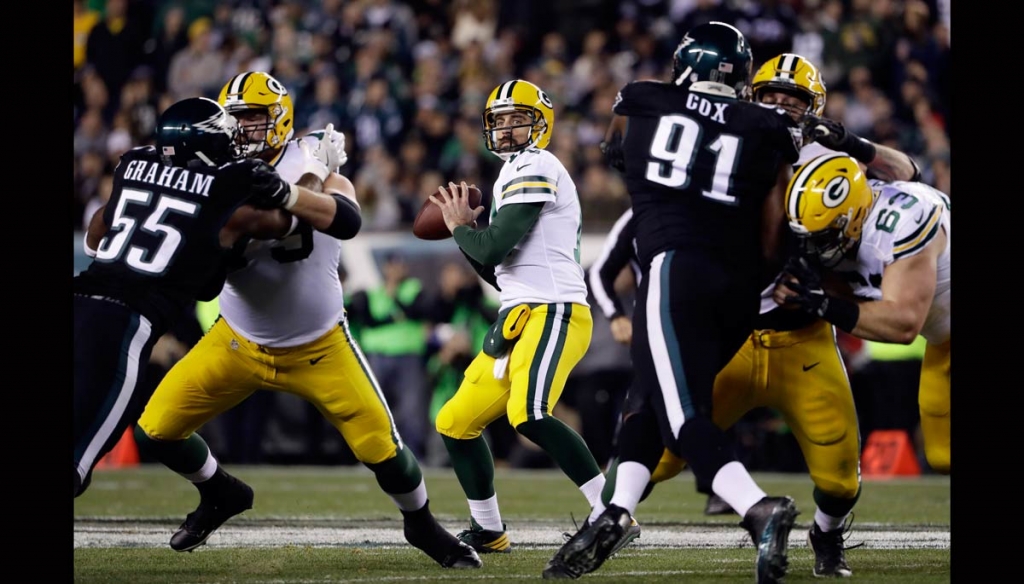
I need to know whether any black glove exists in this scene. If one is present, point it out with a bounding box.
[246,160,294,209]
[600,136,626,172]
[781,256,822,290]
[801,114,877,164]
[777,269,860,333]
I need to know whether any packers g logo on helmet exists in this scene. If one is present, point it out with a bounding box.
[752,53,826,117]
[218,71,295,156]
[481,79,554,160]
[785,154,875,267]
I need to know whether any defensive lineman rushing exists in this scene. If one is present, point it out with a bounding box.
[590,52,926,578]
[428,79,627,557]
[75,97,298,498]
[547,22,804,582]
[133,71,480,569]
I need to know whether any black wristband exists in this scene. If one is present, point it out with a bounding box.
[844,134,877,164]
[821,294,860,333]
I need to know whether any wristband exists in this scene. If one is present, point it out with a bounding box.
[821,294,860,333]
[845,134,877,164]
[283,183,300,211]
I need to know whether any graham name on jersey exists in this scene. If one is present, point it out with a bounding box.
[121,158,215,197]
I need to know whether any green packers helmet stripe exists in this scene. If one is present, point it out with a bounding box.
[788,152,845,222]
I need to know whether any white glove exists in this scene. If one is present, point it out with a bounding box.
[297,140,332,182]
[304,123,348,171]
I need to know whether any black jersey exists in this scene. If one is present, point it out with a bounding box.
[613,80,801,268]
[74,146,258,331]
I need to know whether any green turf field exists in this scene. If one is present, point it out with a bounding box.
[74,465,950,583]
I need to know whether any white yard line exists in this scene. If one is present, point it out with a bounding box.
[74,523,949,550]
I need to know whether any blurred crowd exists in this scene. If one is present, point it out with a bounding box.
[74,0,950,235]
[76,0,949,473]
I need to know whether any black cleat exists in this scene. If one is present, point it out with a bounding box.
[402,502,483,569]
[705,493,737,515]
[456,517,511,553]
[808,517,860,577]
[544,504,633,579]
[740,496,800,583]
[170,473,254,552]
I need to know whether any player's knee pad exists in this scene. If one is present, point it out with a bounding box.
[809,470,861,500]
[650,448,686,484]
[434,400,485,440]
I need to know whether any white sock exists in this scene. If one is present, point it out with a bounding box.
[711,461,767,518]
[815,508,847,532]
[580,473,607,520]
[181,450,218,483]
[469,494,504,532]
[608,461,651,517]
[389,478,429,512]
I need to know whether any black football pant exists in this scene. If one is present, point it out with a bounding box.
[74,295,160,497]
[624,250,760,485]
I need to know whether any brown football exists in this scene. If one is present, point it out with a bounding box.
[413,184,483,240]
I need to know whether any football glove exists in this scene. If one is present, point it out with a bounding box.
[247,160,299,210]
[800,114,877,163]
[781,256,822,290]
[303,123,348,172]
[600,136,626,172]
[778,273,860,333]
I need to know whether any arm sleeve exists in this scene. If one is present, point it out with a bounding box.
[453,202,544,266]
[589,209,636,319]
[319,194,362,240]
[460,249,500,291]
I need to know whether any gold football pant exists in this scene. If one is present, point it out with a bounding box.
[918,338,950,474]
[650,319,861,500]
[436,303,592,437]
[137,318,402,464]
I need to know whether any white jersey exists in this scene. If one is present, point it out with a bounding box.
[219,138,345,347]
[836,179,951,344]
[490,148,588,311]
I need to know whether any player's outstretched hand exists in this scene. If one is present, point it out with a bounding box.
[246,160,296,210]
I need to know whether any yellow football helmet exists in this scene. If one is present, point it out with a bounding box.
[785,153,875,267]
[481,79,554,160]
[217,71,295,156]
[752,53,826,117]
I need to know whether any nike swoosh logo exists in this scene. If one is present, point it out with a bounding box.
[517,163,531,171]
[310,355,326,365]
[802,362,820,372]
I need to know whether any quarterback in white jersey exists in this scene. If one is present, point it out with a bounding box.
[489,146,588,311]
[428,79,611,556]
[133,72,483,570]
[777,153,951,474]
